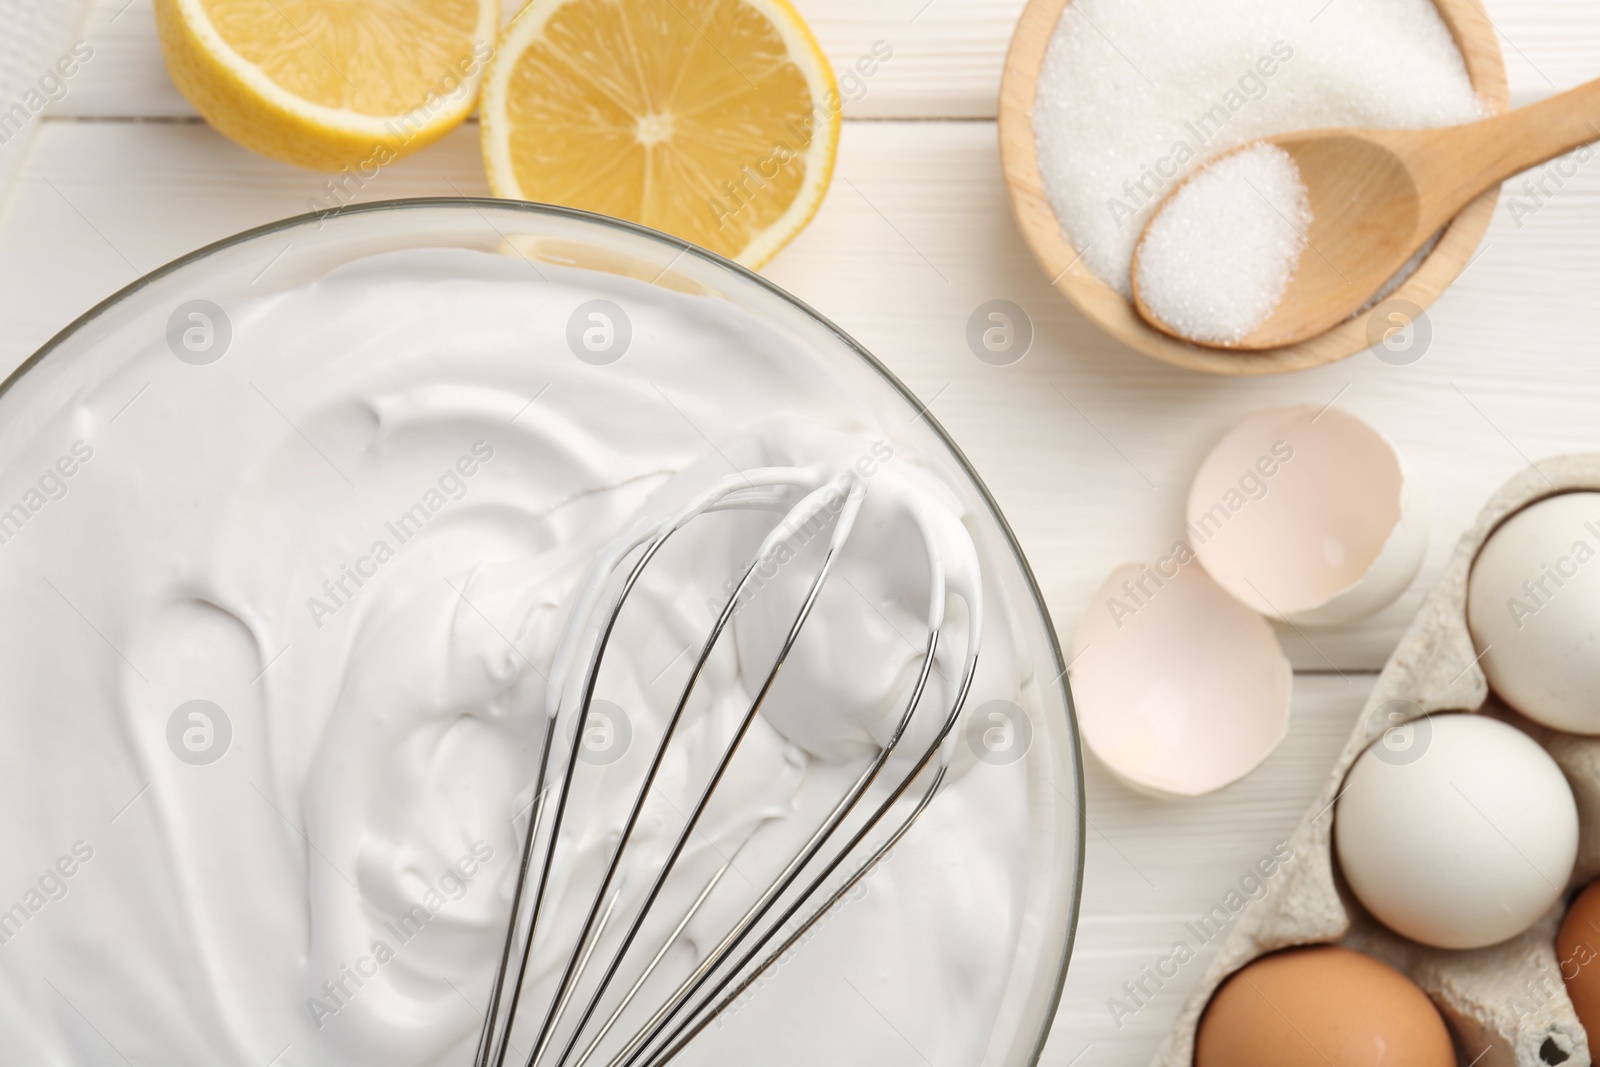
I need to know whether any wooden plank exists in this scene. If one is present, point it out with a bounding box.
[51,0,1600,121]
[47,0,189,118]
[3,119,1600,674]
[55,0,1026,120]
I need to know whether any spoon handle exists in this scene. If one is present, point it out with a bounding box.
[1417,77,1600,215]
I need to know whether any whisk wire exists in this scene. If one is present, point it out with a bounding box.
[536,484,865,1066]
[639,763,951,1067]
[602,624,944,1067]
[476,712,561,1067]
[620,654,977,1067]
[481,470,785,1067]
[566,847,743,1067]
[476,461,984,1067]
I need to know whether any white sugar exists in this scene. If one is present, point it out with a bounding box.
[1032,0,1484,298]
[1135,144,1310,344]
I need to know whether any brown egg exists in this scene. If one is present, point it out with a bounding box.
[1196,946,1454,1067]
[1558,880,1600,1051]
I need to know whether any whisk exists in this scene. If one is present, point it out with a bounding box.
[472,457,983,1067]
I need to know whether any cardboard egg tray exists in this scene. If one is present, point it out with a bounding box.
[1154,454,1600,1067]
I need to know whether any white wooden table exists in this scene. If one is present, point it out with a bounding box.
[6,1,1599,1062]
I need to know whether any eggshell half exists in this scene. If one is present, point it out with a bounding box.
[1468,491,1600,734]
[1187,405,1426,626]
[1196,946,1455,1067]
[1070,560,1292,798]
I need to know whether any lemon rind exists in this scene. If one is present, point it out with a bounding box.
[157,0,499,171]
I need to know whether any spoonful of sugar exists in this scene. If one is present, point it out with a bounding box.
[1129,77,1600,350]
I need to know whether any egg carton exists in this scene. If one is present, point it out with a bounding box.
[1153,453,1600,1067]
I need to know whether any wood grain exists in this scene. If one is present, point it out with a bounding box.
[49,0,1600,122]
[8,119,1600,681]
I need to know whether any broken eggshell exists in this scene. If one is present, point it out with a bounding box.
[1070,559,1293,798]
[1187,405,1427,627]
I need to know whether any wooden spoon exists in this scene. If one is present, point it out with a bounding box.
[1130,78,1600,351]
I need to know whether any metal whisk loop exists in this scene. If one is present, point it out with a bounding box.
[529,478,868,1067]
[637,761,956,1067]
[619,532,981,1067]
[475,455,985,1067]
[589,627,943,1067]
[476,467,822,1067]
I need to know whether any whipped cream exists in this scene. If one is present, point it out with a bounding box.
[0,247,1036,1066]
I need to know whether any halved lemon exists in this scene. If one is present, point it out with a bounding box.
[480,0,840,268]
[155,0,499,172]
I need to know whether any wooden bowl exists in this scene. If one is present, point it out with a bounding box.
[997,0,1510,376]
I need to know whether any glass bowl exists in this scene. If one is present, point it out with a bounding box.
[0,199,1082,1066]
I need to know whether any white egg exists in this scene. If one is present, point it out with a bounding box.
[1335,713,1577,950]
[1070,559,1292,798]
[1468,492,1600,734]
